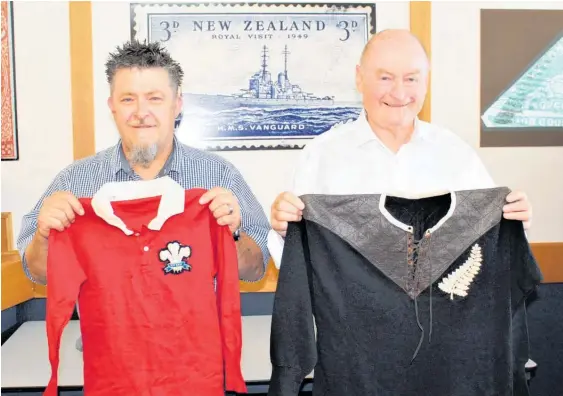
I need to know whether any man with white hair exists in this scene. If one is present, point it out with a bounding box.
[267,29,537,396]
[268,29,532,264]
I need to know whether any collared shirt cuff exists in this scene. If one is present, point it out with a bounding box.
[21,251,47,286]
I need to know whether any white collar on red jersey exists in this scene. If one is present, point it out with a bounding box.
[91,176,185,235]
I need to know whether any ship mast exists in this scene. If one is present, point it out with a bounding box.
[261,45,268,79]
[282,45,290,80]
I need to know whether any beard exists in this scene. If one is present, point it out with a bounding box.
[128,143,159,169]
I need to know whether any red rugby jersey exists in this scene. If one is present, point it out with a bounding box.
[44,177,247,396]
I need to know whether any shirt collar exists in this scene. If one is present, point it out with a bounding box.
[91,176,185,235]
[351,109,431,148]
[111,135,183,177]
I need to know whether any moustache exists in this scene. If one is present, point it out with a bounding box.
[127,117,157,128]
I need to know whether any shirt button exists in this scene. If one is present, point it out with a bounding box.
[143,246,149,252]
[134,233,140,237]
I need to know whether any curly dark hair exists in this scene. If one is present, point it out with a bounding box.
[105,40,184,92]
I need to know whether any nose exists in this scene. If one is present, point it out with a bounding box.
[134,98,150,118]
[389,81,407,101]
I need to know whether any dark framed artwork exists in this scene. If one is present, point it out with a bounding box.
[1,1,19,160]
[480,9,563,147]
[130,2,376,151]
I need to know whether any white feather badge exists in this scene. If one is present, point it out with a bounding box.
[159,242,192,274]
[438,244,483,300]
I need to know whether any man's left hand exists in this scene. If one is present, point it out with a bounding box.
[199,187,241,234]
[503,190,532,230]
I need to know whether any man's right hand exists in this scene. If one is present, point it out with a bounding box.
[36,191,84,239]
[270,192,305,238]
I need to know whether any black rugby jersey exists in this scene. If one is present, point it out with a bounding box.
[268,187,542,396]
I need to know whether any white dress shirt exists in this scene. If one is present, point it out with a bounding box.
[268,111,497,268]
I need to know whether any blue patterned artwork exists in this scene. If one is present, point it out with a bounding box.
[481,34,563,129]
[131,3,375,150]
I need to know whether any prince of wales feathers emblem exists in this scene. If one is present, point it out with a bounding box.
[438,244,483,300]
[159,242,192,274]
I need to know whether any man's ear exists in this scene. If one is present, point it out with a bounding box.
[107,96,115,113]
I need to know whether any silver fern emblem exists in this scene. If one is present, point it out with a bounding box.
[438,244,483,300]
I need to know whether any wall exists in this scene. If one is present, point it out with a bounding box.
[91,0,411,217]
[1,1,74,241]
[431,1,563,242]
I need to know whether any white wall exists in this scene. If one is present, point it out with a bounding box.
[1,2,74,242]
[431,1,563,242]
[91,1,410,217]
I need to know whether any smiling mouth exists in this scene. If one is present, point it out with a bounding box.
[384,102,409,108]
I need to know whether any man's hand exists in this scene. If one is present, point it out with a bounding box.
[503,190,532,230]
[199,187,241,234]
[37,191,84,239]
[270,192,305,238]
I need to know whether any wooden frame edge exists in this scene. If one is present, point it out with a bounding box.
[531,242,563,284]
[409,1,432,122]
[34,283,47,298]
[1,251,34,310]
[1,213,35,310]
[69,1,95,160]
[2,212,14,252]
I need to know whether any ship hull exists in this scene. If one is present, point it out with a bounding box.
[183,93,341,109]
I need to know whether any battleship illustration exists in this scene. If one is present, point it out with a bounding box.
[182,45,339,109]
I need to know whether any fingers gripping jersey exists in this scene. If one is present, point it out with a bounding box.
[44,178,246,396]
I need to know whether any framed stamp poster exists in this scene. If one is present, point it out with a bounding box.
[480,9,563,147]
[1,1,19,160]
[131,2,375,150]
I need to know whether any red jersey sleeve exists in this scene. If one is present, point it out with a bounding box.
[44,228,86,396]
[211,219,247,393]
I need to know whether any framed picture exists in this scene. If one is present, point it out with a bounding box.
[130,2,375,150]
[480,9,563,147]
[1,1,19,160]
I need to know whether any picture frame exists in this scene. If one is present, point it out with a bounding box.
[480,9,563,147]
[1,1,19,160]
[130,2,376,151]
